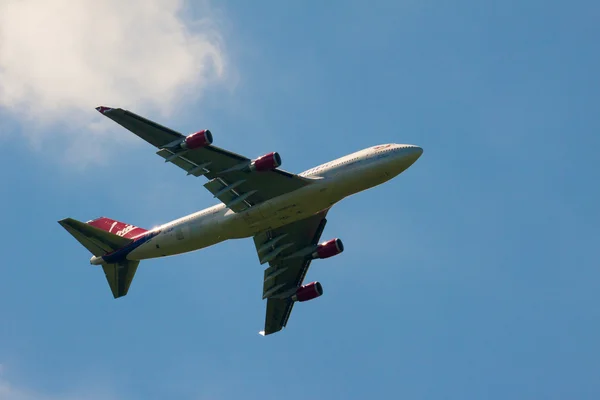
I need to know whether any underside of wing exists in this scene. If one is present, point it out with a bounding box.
[253,211,345,335]
[97,107,311,210]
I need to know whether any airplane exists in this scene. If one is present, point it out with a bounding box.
[58,106,423,335]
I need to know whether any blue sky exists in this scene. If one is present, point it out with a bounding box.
[1,0,599,399]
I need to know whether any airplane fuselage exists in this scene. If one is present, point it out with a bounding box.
[93,144,422,264]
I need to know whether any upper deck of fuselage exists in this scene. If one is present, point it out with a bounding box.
[299,144,421,178]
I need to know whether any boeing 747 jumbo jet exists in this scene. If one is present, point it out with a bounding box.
[59,107,423,335]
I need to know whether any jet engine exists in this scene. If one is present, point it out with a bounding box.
[180,129,213,150]
[312,238,344,259]
[291,281,323,302]
[249,152,282,172]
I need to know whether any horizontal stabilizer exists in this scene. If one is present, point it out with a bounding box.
[103,260,140,298]
[58,218,132,256]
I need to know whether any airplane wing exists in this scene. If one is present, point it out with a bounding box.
[253,211,329,335]
[96,107,311,211]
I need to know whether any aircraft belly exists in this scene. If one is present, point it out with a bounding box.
[126,238,162,260]
[128,216,226,260]
[237,180,337,234]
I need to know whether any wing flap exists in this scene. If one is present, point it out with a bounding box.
[203,178,253,212]
[156,148,204,174]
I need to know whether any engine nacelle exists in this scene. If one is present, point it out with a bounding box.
[181,129,213,150]
[312,238,344,259]
[291,281,323,302]
[249,152,282,172]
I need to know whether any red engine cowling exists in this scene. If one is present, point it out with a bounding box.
[291,281,323,302]
[249,152,282,172]
[313,238,344,259]
[181,129,213,150]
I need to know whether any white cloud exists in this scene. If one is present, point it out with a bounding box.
[0,0,227,161]
[0,367,121,400]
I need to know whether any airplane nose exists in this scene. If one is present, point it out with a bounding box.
[391,145,422,172]
[381,144,423,176]
[404,145,423,162]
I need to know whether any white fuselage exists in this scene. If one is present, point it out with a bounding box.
[126,144,423,261]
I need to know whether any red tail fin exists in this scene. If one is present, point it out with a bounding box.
[87,217,147,239]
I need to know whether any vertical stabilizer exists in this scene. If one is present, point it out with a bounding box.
[86,217,147,239]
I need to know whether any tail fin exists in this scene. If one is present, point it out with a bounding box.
[86,217,147,239]
[58,217,146,298]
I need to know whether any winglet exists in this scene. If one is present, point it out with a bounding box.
[258,331,266,336]
[95,106,114,114]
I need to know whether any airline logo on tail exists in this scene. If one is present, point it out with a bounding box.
[109,222,137,237]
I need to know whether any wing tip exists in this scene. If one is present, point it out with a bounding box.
[57,218,74,227]
[258,326,286,336]
[95,106,115,114]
